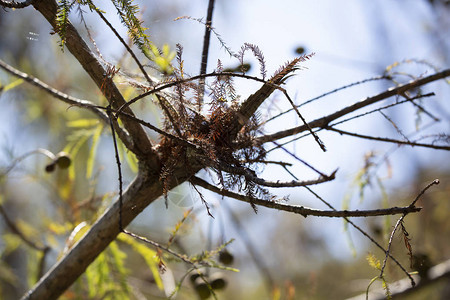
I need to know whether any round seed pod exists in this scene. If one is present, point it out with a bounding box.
[55,152,71,169]
[45,162,56,173]
[219,249,234,265]
[190,273,201,284]
[209,273,227,290]
[194,276,211,299]
[295,46,306,54]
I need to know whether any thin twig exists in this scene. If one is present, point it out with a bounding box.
[122,230,195,265]
[198,0,216,108]
[280,89,326,151]
[94,9,154,84]
[117,71,279,114]
[348,258,450,300]
[379,110,411,142]
[174,16,235,58]
[267,136,328,177]
[117,53,313,116]
[123,230,234,273]
[264,92,437,154]
[258,69,450,143]
[113,109,199,149]
[214,162,336,188]
[106,106,125,232]
[0,58,135,150]
[379,179,439,282]
[0,59,108,122]
[330,92,436,127]
[0,148,55,175]
[327,127,450,151]
[244,160,293,167]
[0,204,49,252]
[263,75,390,125]
[190,176,422,218]
[303,186,416,286]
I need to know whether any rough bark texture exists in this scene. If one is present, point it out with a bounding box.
[21,164,202,299]
[22,170,151,299]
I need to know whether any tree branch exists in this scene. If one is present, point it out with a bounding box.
[258,69,450,143]
[304,186,416,285]
[190,176,422,218]
[379,179,440,279]
[0,58,135,150]
[0,59,103,115]
[198,0,215,108]
[32,0,155,160]
[217,164,337,188]
[327,127,450,151]
[20,160,205,300]
[0,204,49,252]
[263,75,390,125]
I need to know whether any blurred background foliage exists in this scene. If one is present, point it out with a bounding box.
[0,0,449,299]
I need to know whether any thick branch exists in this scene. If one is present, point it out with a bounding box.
[258,69,450,143]
[191,176,422,217]
[32,0,154,160]
[20,171,151,300]
[21,162,203,300]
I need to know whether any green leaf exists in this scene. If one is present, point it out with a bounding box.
[0,260,18,286]
[143,43,175,74]
[2,233,22,255]
[382,278,392,299]
[366,253,381,270]
[116,139,137,173]
[86,251,109,298]
[64,133,90,180]
[67,119,99,128]
[2,79,24,92]
[108,241,130,294]
[56,0,73,50]
[86,123,103,178]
